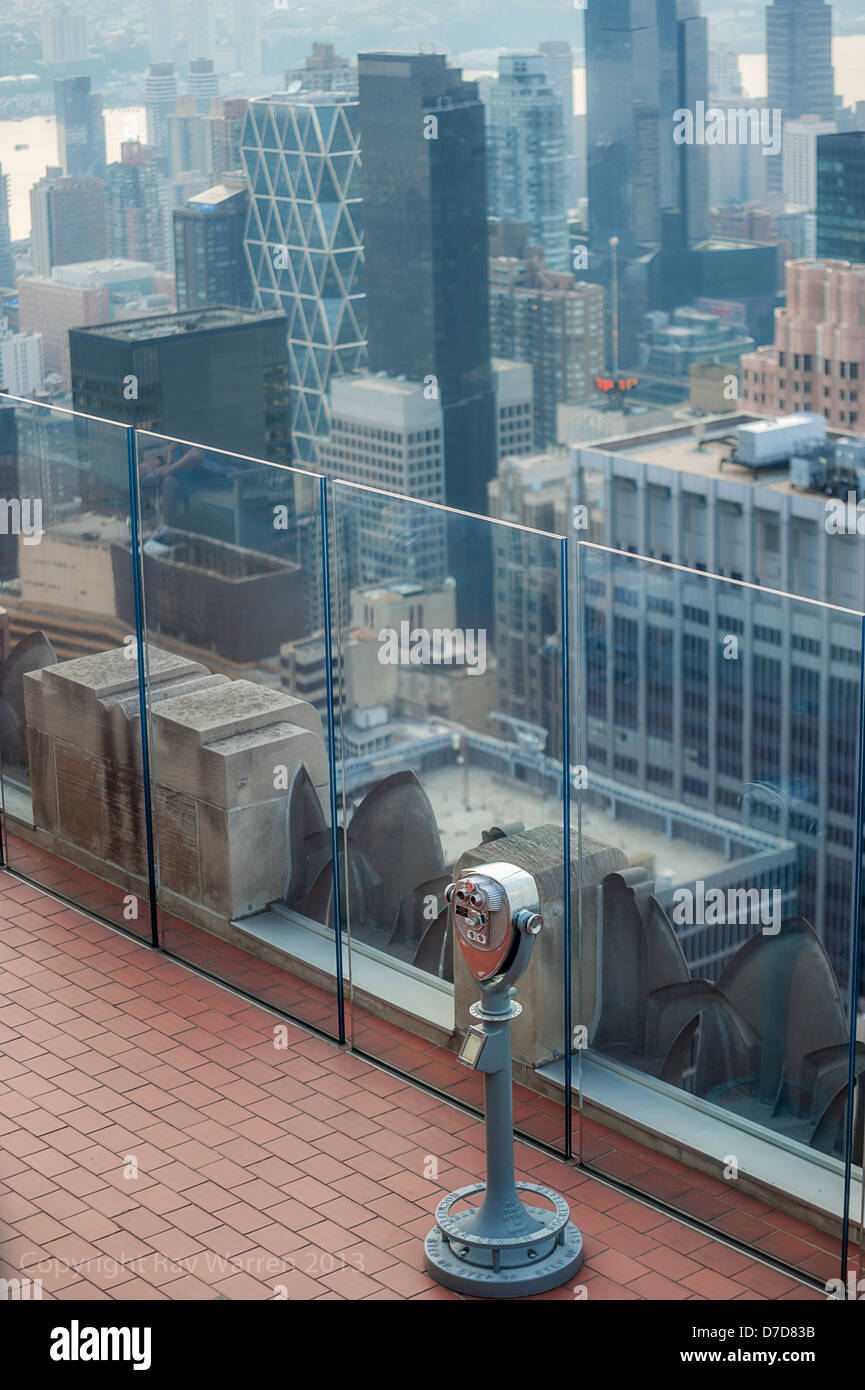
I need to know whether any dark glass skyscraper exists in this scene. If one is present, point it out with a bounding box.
[767,0,835,122]
[676,0,709,247]
[174,182,252,310]
[816,131,865,263]
[69,307,290,464]
[357,52,496,522]
[585,0,708,365]
[586,0,708,252]
[54,76,106,180]
[587,0,673,255]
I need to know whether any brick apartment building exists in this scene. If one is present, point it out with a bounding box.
[740,259,865,434]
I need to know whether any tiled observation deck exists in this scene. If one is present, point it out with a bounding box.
[0,871,827,1301]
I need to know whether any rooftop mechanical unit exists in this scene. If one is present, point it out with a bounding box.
[790,436,865,499]
[732,413,827,471]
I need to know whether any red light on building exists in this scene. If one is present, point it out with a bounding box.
[594,376,639,394]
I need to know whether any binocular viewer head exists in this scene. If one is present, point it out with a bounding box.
[445,862,542,989]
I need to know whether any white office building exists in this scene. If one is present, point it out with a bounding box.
[492,358,534,464]
[319,374,447,594]
[0,330,44,397]
[783,115,837,209]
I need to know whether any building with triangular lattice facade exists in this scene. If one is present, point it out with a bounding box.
[241,93,366,467]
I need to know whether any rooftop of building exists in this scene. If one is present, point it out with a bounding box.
[355,578,452,603]
[72,306,284,341]
[328,372,444,428]
[50,258,157,286]
[692,237,772,253]
[492,449,569,487]
[582,412,861,501]
[185,184,246,208]
[257,89,358,107]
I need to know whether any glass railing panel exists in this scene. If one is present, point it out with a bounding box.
[330,479,570,1153]
[573,542,864,1284]
[0,395,156,940]
[134,430,343,1039]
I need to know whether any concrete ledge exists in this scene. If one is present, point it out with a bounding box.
[539,1051,862,1242]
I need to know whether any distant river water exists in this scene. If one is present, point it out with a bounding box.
[0,106,146,241]
[3,35,865,242]
[468,34,865,125]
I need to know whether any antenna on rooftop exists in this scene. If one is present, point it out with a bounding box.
[609,236,619,383]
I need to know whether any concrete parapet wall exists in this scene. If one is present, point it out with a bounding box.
[455,826,627,1068]
[23,645,329,923]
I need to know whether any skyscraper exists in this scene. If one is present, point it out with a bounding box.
[783,116,837,209]
[169,96,212,179]
[145,63,179,161]
[767,0,835,123]
[586,0,708,253]
[0,166,13,290]
[490,241,605,448]
[538,41,579,208]
[741,259,865,436]
[0,331,44,398]
[676,0,709,246]
[586,0,672,254]
[69,307,290,464]
[318,375,447,591]
[241,92,366,466]
[174,181,252,310]
[585,0,709,363]
[41,4,87,65]
[207,98,249,177]
[485,54,569,272]
[106,142,172,271]
[30,173,108,277]
[357,52,496,522]
[285,43,356,96]
[54,76,106,180]
[817,131,865,263]
[188,59,219,115]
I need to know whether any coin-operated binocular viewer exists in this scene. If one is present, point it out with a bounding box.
[424,863,584,1297]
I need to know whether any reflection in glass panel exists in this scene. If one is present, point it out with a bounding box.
[332,480,569,1150]
[134,430,342,1036]
[574,544,864,1278]
[0,395,155,938]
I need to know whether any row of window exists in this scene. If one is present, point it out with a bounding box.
[776,352,860,379]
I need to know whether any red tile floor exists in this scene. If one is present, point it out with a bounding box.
[0,869,827,1301]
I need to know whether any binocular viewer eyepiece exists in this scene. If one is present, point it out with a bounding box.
[425,860,584,1296]
[445,863,543,988]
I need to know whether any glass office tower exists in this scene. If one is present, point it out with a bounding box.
[357,52,496,523]
[241,93,366,467]
[486,53,570,273]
